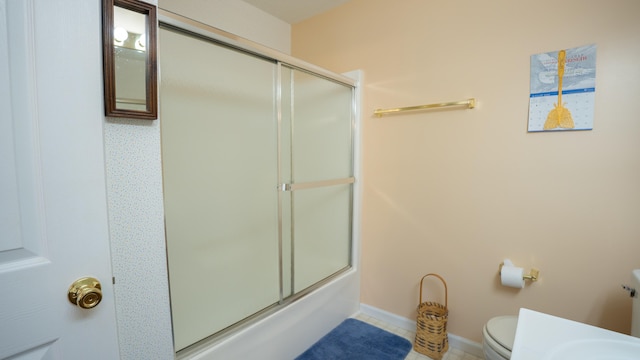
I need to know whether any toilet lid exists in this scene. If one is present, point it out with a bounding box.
[486,315,518,351]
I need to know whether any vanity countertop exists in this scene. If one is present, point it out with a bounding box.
[511,308,640,360]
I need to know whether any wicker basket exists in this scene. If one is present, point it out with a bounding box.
[414,273,449,359]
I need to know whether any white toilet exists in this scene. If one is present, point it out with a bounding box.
[482,315,518,360]
[483,269,640,359]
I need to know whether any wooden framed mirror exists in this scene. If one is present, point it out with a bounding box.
[103,0,157,120]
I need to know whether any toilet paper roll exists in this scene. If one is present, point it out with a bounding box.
[501,264,525,288]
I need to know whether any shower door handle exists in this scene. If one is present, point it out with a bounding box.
[279,177,355,191]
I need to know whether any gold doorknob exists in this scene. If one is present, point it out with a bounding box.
[68,277,102,309]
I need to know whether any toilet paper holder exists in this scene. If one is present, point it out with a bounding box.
[499,262,540,282]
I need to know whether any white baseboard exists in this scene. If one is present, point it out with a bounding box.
[359,303,484,358]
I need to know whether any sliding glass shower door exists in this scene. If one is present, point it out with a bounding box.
[280,66,354,293]
[160,27,280,351]
[160,25,354,352]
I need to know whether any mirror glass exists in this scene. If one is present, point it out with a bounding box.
[103,0,157,120]
[114,6,147,111]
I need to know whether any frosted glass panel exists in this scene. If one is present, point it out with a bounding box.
[160,28,279,351]
[292,185,352,291]
[289,68,353,182]
[285,67,354,292]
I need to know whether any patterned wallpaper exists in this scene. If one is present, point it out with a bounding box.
[104,117,174,359]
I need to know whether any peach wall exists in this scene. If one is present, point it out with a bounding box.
[292,0,640,342]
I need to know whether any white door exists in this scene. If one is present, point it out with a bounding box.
[0,0,120,359]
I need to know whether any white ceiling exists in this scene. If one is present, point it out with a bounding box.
[242,0,350,24]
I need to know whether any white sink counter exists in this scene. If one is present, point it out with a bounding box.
[511,308,640,360]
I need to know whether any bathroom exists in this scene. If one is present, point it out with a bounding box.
[1,0,638,359]
[88,0,640,357]
[110,0,640,357]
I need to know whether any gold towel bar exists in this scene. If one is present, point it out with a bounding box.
[374,98,476,117]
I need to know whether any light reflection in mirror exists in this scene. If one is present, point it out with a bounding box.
[114,6,147,111]
[103,0,157,120]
